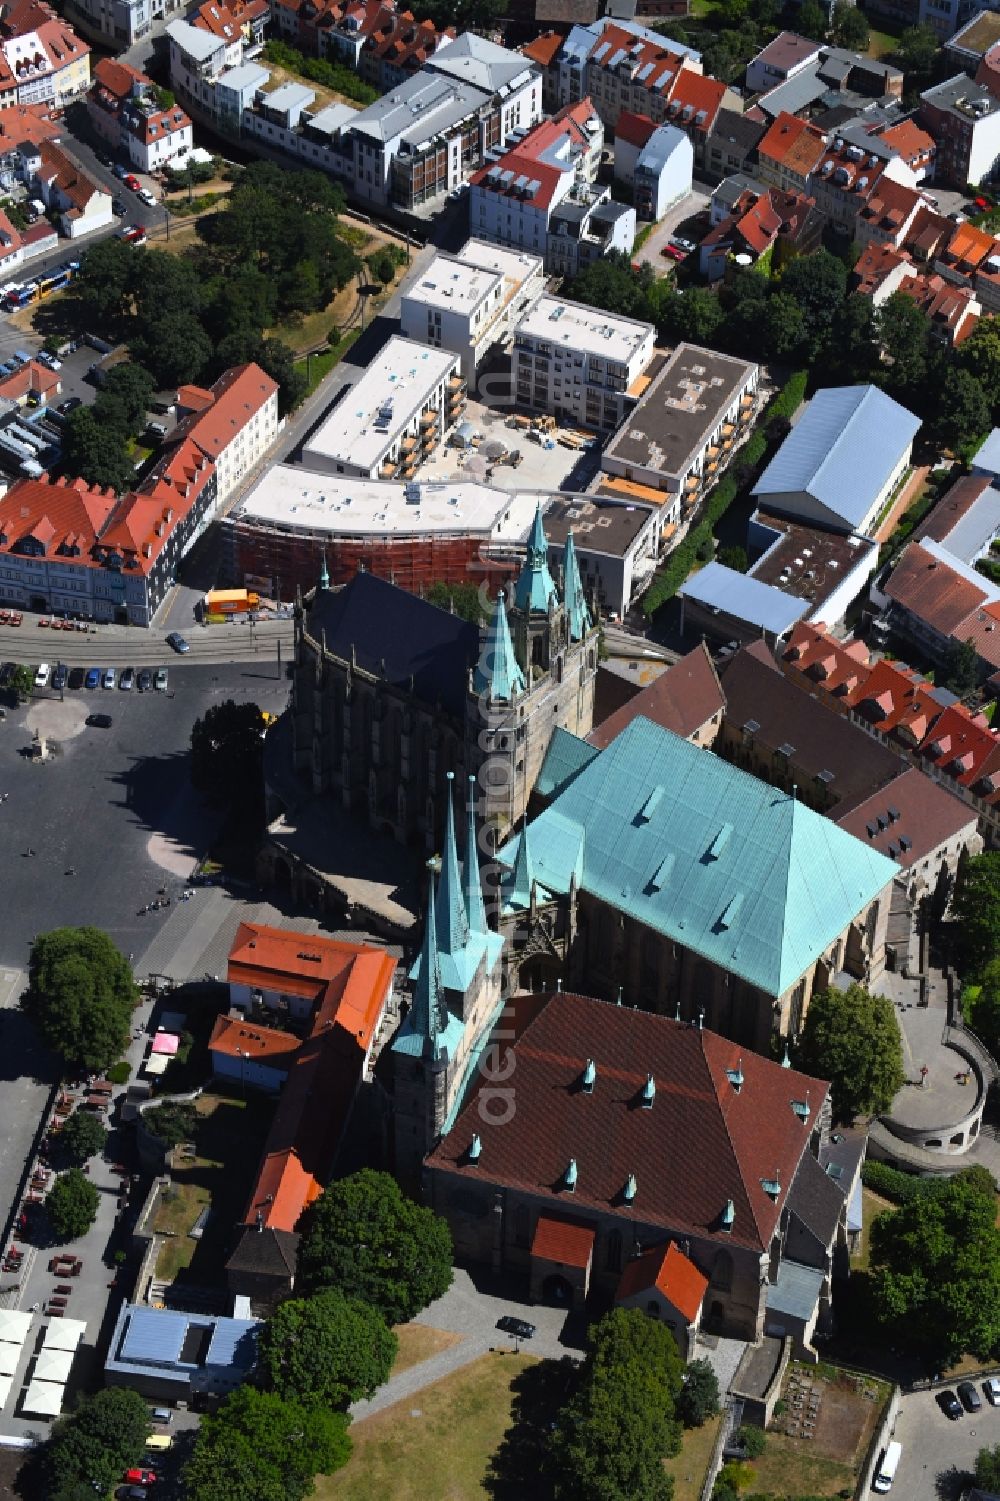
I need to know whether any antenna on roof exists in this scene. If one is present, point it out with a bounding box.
[617,985,623,1007]
[675,997,682,1022]
[698,1007,705,1031]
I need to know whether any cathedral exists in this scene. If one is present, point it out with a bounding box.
[290,505,599,849]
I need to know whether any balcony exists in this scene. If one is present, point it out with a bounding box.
[420,408,438,428]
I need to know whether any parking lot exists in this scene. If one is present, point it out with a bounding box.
[633,183,711,270]
[887,1380,1000,1498]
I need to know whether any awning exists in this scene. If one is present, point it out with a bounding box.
[0,1344,19,1377]
[34,1346,73,1382]
[151,1032,180,1056]
[22,1378,63,1417]
[847,1176,863,1235]
[143,1053,170,1076]
[42,1317,85,1351]
[0,1310,31,1345]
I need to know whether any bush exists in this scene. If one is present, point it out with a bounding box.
[107,1060,131,1085]
[677,1357,720,1427]
[738,1425,766,1459]
[262,39,377,104]
[144,1100,198,1147]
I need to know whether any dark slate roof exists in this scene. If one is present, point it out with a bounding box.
[225,1225,300,1277]
[786,1149,844,1250]
[709,107,767,154]
[307,573,478,718]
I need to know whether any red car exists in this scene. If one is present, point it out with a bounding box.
[124,174,141,192]
[124,1468,157,1485]
[976,196,990,209]
[662,243,685,261]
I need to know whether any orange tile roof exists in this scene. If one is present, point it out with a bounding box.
[616,1239,709,1320]
[35,140,102,215]
[614,109,657,150]
[945,220,997,271]
[209,1014,301,1064]
[879,118,935,165]
[521,29,562,68]
[0,475,117,570]
[0,101,58,151]
[92,55,144,99]
[174,362,277,461]
[176,383,215,412]
[782,621,872,697]
[531,1214,596,1269]
[853,241,911,295]
[758,111,826,177]
[0,358,57,401]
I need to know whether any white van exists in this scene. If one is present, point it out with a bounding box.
[873,1439,901,1493]
[34,663,49,687]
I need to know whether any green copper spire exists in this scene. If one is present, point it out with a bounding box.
[504,823,535,911]
[473,591,525,702]
[409,860,448,1058]
[563,529,591,642]
[464,774,487,936]
[513,501,558,615]
[436,772,469,957]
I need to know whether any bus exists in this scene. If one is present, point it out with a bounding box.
[39,267,72,297]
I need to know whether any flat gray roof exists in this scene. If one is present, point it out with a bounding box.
[543,495,653,558]
[603,343,757,482]
[680,561,810,635]
[766,1260,825,1323]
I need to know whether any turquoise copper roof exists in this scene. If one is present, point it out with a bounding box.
[563,530,591,642]
[395,861,452,1060]
[473,591,525,702]
[497,718,898,997]
[463,774,488,937]
[535,727,599,802]
[436,772,470,959]
[513,502,558,615]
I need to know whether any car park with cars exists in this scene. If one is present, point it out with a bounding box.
[138,669,152,692]
[68,667,84,689]
[958,1381,982,1413]
[119,667,134,691]
[937,1389,963,1420]
[103,667,116,689]
[155,668,168,691]
[51,664,67,690]
[985,1377,1000,1406]
[34,663,49,687]
[86,712,112,728]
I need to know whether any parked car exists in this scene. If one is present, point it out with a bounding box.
[57,397,82,415]
[166,632,189,654]
[124,174,141,192]
[34,662,49,687]
[496,1315,535,1339]
[959,1381,982,1413]
[102,666,116,689]
[154,667,168,691]
[68,666,84,689]
[112,197,127,217]
[119,666,134,691]
[123,1469,157,1485]
[112,163,129,180]
[85,666,100,689]
[37,351,61,371]
[86,712,112,728]
[670,236,696,254]
[137,668,152,692]
[137,187,156,208]
[51,664,67,690]
[985,1377,1000,1406]
[937,1389,963,1420]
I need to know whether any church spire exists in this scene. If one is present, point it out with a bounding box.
[409,859,448,1058]
[436,772,469,956]
[464,774,487,936]
[513,502,558,615]
[504,822,535,911]
[318,549,329,591]
[563,529,591,642]
[473,590,525,702]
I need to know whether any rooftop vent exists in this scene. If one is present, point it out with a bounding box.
[641,1073,655,1109]
[468,1132,481,1162]
[726,1057,744,1092]
[564,1157,578,1192]
[582,1058,596,1093]
[623,1173,637,1202]
[721,1198,735,1231]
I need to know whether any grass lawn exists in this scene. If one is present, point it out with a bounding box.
[316,1351,536,1501]
[296,330,361,395]
[392,1324,463,1375]
[749,1434,855,1496]
[867,26,901,58]
[153,1179,209,1282]
[851,1188,893,1272]
[663,1414,722,1501]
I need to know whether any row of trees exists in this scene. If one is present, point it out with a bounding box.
[61,361,156,495]
[31,1387,150,1501]
[182,1171,454,1499]
[566,250,998,453]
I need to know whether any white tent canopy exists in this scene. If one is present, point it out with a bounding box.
[143,1053,169,1076]
[34,1347,73,1383]
[0,1373,13,1410]
[0,1310,32,1345]
[42,1318,85,1352]
[0,1344,19,1377]
[22,1379,63,1417]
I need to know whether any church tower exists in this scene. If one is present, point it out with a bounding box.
[393,773,504,1186]
[469,506,598,839]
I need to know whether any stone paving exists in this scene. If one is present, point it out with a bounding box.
[873,970,973,1131]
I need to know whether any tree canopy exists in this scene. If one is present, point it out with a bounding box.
[182,1386,351,1501]
[794,983,905,1122]
[40,1387,149,1500]
[869,1170,1000,1363]
[677,1357,720,1427]
[952,851,1000,976]
[549,1309,683,1501]
[190,699,265,816]
[296,1168,453,1322]
[24,926,136,1070]
[55,1110,108,1168]
[46,1168,99,1242]
[976,1443,1000,1492]
[259,1289,397,1408]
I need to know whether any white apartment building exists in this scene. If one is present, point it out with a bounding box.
[177,363,280,511]
[512,294,655,432]
[302,338,464,481]
[400,238,543,389]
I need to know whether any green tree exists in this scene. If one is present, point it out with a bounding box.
[794,982,905,1122]
[964,958,1000,1053]
[975,1443,1000,1492]
[259,1288,397,1407]
[760,291,806,360]
[942,636,980,696]
[959,316,1000,408]
[869,1171,1000,1362]
[144,1100,198,1147]
[661,286,725,346]
[878,291,929,395]
[9,663,33,702]
[780,250,847,356]
[94,361,155,433]
[56,1110,108,1167]
[952,851,1000,974]
[832,1,869,48]
[677,1358,720,1427]
[60,406,137,495]
[426,581,490,623]
[933,366,991,451]
[75,237,136,324]
[565,250,656,323]
[737,1425,766,1459]
[41,1388,149,1498]
[190,698,265,814]
[717,545,748,573]
[47,1167,99,1242]
[296,1168,453,1321]
[550,1309,682,1501]
[24,927,137,1070]
[183,1386,351,1501]
[893,24,939,80]
[131,310,212,388]
[796,0,828,40]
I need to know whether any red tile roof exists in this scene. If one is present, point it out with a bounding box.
[897,268,980,343]
[588,641,724,749]
[615,109,658,150]
[521,30,562,68]
[173,362,277,462]
[469,99,598,213]
[0,101,58,151]
[0,358,57,401]
[427,993,828,1254]
[757,111,826,178]
[0,475,117,571]
[209,1014,301,1064]
[531,1214,596,1268]
[853,240,911,296]
[782,622,872,699]
[35,140,103,216]
[92,55,144,99]
[616,1239,709,1321]
[878,118,935,167]
[883,541,989,637]
[921,702,1000,785]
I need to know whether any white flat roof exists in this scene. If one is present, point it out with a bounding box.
[234,466,540,540]
[303,338,459,473]
[516,295,654,363]
[404,255,504,317]
[456,237,544,288]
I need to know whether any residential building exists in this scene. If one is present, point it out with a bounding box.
[512,293,655,434]
[166,19,254,132]
[191,0,267,51]
[0,14,90,108]
[546,196,636,277]
[23,140,111,238]
[540,494,659,619]
[613,112,693,219]
[241,78,356,170]
[880,537,1000,683]
[0,357,59,406]
[222,922,396,1308]
[897,266,981,343]
[222,469,539,598]
[105,1305,259,1400]
[89,57,193,173]
[169,362,278,513]
[917,0,1000,42]
[745,31,823,95]
[302,338,462,481]
[358,10,454,92]
[469,98,603,264]
[914,472,1000,563]
[753,44,903,121]
[587,638,725,748]
[400,238,543,390]
[289,505,599,846]
[66,0,184,48]
[703,108,767,184]
[920,74,1000,185]
[425,989,843,1350]
[752,384,920,537]
[600,343,759,530]
[948,10,1000,73]
[808,123,918,234]
[878,118,937,180]
[855,176,925,249]
[494,713,896,1045]
[756,111,827,194]
[699,184,823,280]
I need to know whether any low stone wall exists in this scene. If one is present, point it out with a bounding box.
[731,1336,791,1428]
[856,1384,901,1500]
